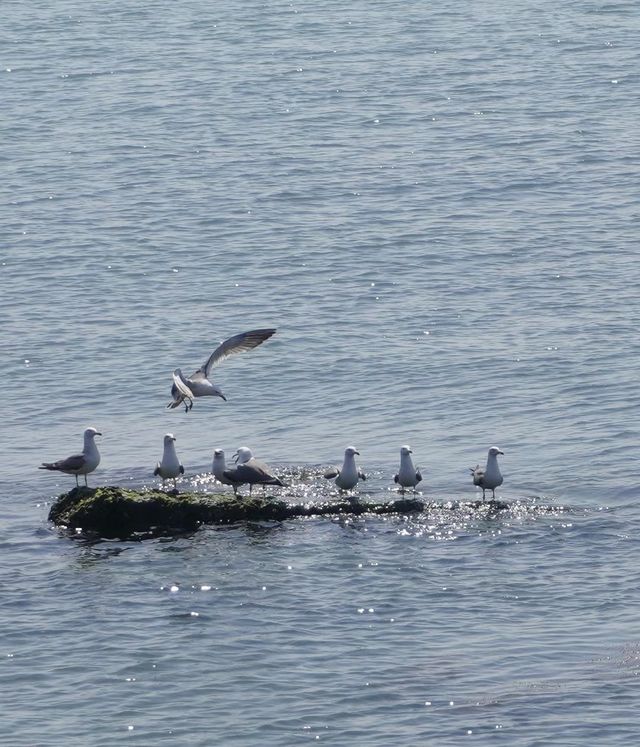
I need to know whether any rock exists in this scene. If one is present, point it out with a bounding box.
[48,486,426,539]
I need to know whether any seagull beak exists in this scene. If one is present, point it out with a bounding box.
[96,432,102,436]
[355,451,360,456]
[171,437,176,442]
[498,450,504,455]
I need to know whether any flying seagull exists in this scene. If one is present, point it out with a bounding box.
[394,445,422,493]
[222,446,287,496]
[470,446,504,500]
[168,328,277,412]
[154,433,184,491]
[39,427,102,487]
[324,446,366,491]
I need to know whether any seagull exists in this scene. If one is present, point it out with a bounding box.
[39,427,102,487]
[470,446,504,500]
[212,448,234,487]
[153,433,184,491]
[394,445,422,493]
[324,446,366,491]
[222,446,287,497]
[168,328,277,412]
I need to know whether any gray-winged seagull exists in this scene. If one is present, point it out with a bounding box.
[39,427,102,487]
[324,446,366,491]
[222,446,287,496]
[470,446,504,500]
[394,445,422,493]
[154,433,184,490]
[168,328,276,412]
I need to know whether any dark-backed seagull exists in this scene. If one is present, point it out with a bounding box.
[222,446,287,496]
[39,427,101,487]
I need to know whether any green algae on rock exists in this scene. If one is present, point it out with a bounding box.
[48,486,426,539]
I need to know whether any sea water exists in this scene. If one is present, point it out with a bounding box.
[2,1,639,743]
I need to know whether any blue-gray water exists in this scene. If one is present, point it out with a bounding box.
[2,1,640,743]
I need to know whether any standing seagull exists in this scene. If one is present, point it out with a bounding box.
[324,446,366,491]
[154,433,184,491]
[394,445,422,493]
[39,427,102,487]
[470,446,504,500]
[212,448,234,488]
[168,328,277,412]
[222,446,287,497]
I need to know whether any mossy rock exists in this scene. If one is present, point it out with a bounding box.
[48,486,426,539]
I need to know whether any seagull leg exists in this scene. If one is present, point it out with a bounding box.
[84,474,88,487]
[75,474,79,487]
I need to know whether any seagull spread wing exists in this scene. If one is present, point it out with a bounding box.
[198,329,276,378]
[172,369,194,399]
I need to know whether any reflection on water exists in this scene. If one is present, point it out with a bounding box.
[2,0,639,742]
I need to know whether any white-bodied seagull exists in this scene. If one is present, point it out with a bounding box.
[324,446,366,491]
[394,445,422,493]
[39,427,102,487]
[154,433,184,491]
[168,328,276,412]
[212,448,234,487]
[470,446,504,500]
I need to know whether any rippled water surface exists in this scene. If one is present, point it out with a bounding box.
[2,0,640,743]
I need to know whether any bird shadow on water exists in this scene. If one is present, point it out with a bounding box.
[70,539,132,566]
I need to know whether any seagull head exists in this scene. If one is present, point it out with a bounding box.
[84,427,102,438]
[164,433,177,444]
[400,445,412,455]
[213,449,224,457]
[488,446,504,457]
[345,446,359,457]
[233,447,253,464]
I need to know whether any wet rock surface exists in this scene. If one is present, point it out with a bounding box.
[48,486,428,539]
